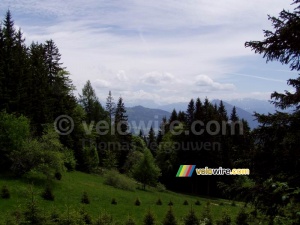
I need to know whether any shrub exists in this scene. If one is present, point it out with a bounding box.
[219,202,224,206]
[156,198,162,205]
[143,210,156,225]
[80,208,93,224]
[41,186,55,201]
[104,170,135,191]
[125,217,136,225]
[184,209,199,225]
[195,200,201,206]
[168,200,173,206]
[135,198,141,206]
[183,200,189,205]
[95,212,113,225]
[54,172,62,180]
[216,211,231,225]
[156,182,166,192]
[111,198,117,205]
[163,207,177,225]
[81,191,90,204]
[235,209,249,225]
[1,185,10,199]
[231,201,236,207]
[201,202,213,225]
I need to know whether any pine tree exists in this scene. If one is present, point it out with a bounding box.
[186,99,195,125]
[169,109,178,123]
[218,100,228,121]
[79,80,106,123]
[106,90,115,125]
[143,210,156,225]
[184,208,199,225]
[114,96,131,169]
[230,106,239,122]
[148,126,156,156]
[163,207,177,225]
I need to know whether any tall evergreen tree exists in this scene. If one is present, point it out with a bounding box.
[218,100,228,121]
[230,106,239,122]
[106,90,115,125]
[147,126,156,156]
[186,99,195,125]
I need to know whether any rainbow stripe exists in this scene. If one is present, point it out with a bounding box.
[176,165,196,177]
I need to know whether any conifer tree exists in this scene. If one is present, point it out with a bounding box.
[106,90,115,125]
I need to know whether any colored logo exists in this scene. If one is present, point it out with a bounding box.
[176,165,196,177]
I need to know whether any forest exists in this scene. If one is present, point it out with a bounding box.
[0,0,300,224]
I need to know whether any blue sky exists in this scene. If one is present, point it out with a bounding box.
[0,0,298,106]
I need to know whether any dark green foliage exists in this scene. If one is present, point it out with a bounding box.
[23,186,44,225]
[81,191,90,204]
[132,149,160,190]
[201,202,213,225]
[216,211,232,225]
[143,210,156,225]
[54,172,62,180]
[184,209,199,225]
[163,207,177,225]
[80,208,93,224]
[135,198,141,206]
[219,202,224,206]
[41,185,54,201]
[195,200,201,206]
[231,201,236,207]
[104,170,135,191]
[1,185,10,199]
[125,217,136,225]
[49,211,60,223]
[111,198,117,205]
[156,198,162,205]
[168,201,173,206]
[183,200,189,205]
[235,209,248,225]
[95,212,113,225]
[147,126,157,156]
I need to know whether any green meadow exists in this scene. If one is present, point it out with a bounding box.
[0,171,244,224]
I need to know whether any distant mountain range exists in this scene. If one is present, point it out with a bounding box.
[126,98,292,132]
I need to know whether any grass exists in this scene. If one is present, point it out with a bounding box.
[0,171,244,224]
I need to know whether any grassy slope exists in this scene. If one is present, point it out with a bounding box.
[0,171,242,224]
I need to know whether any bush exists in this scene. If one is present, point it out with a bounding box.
[183,200,189,205]
[195,200,201,206]
[235,209,249,225]
[219,202,224,206]
[184,209,199,225]
[216,211,231,225]
[143,210,156,225]
[125,217,136,225]
[104,170,135,191]
[231,201,236,207]
[111,198,117,205]
[168,200,173,206]
[81,191,90,204]
[41,186,55,201]
[163,207,177,225]
[156,198,162,205]
[80,208,93,224]
[95,212,113,225]
[201,202,213,225]
[54,172,62,180]
[156,182,166,192]
[1,185,10,199]
[135,198,141,206]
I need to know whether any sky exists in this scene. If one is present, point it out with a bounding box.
[0,0,299,106]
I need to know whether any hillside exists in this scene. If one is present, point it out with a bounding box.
[0,171,243,224]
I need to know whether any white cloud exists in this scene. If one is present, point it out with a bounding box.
[195,75,235,91]
[0,0,295,105]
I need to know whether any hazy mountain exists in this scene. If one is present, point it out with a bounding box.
[212,99,259,129]
[126,106,171,135]
[227,98,276,114]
